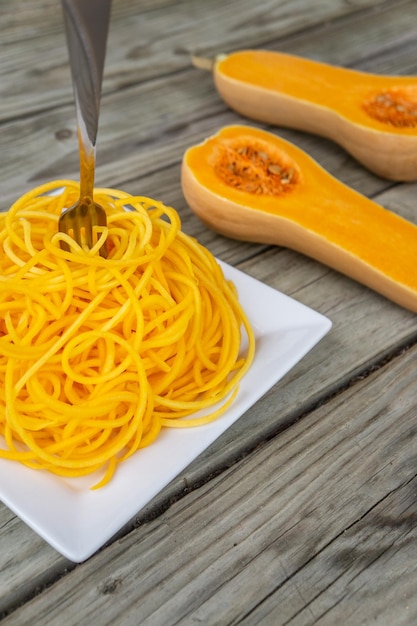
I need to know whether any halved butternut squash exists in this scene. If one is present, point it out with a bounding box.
[209,50,417,181]
[181,125,417,312]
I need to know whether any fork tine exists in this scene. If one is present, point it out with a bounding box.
[90,203,108,257]
[58,202,108,257]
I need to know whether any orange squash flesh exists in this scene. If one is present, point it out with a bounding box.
[181,125,417,312]
[213,50,417,181]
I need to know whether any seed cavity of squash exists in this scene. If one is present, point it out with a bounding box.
[212,142,298,196]
[363,89,417,128]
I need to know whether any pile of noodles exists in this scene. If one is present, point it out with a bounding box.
[0,180,255,487]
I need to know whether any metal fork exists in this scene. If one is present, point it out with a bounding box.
[59,0,112,257]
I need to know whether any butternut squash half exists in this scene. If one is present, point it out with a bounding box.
[211,50,417,181]
[181,125,417,312]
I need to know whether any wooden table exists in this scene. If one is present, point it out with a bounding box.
[1,0,417,623]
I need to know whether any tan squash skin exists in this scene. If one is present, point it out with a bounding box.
[181,125,417,312]
[213,50,417,181]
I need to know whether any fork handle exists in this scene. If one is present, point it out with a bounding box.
[62,0,111,199]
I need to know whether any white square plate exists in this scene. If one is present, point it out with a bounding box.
[0,261,331,562]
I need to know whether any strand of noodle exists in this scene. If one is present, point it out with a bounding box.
[14,289,108,393]
[5,342,148,469]
[156,284,255,418]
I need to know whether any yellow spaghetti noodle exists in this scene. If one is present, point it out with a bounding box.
[0,180,255,487]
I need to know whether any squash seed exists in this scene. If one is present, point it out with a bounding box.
[267,163,282,175]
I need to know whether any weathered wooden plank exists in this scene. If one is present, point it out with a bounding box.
[0,514,73,617]
[0,0,393,41]
[0,0,179,41]
[271,0,417,73]
[2,340,416,625]
[245,484,417,625]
